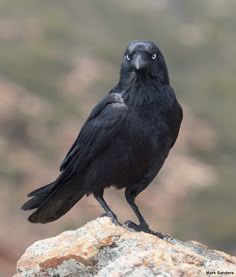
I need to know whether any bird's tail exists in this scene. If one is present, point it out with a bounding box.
[21,182,55,211]
[21,178,85,223]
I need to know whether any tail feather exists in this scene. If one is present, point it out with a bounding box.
[22,182,55,211]
[27,182,54,197]
[28,190,84,223]
[21,195,47,211]
[22,178,85,224]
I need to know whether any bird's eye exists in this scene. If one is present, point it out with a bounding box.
[152,53,157,60]
[126,54,131,61]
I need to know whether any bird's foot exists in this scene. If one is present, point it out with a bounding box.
[124,220,165,239]
[124,220,149,231]
[98,213,108,218]
[98,213,122,226]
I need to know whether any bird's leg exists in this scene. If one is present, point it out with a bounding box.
[124,187,165,239]
[93,190,121,226]
[124,187,149,229]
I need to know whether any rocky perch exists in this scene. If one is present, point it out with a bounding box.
[14,217,236,277]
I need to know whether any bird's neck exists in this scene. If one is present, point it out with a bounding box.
[119,73,163,106]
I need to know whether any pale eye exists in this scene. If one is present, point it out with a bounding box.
[152,53,157,60]
[126,54,131,61]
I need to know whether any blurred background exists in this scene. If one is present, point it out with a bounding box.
[0,0,235,276]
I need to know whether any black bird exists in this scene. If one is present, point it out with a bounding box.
[22,40,183,236]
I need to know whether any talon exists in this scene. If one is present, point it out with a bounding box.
[124,220,148,231]
[98,213,121,226]
[98,213,107,218]
[110,215,122,226]
[145,229,165,239]
[124,220,138,229]
[124,220,165,239]
[112,219,122,226]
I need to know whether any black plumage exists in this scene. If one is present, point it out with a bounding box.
[22,40,183,236]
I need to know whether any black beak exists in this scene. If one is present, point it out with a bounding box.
[132,54,149,71]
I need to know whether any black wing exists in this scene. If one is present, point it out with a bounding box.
[164,86,183,149]
[60,93,127,173]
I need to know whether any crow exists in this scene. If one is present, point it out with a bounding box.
[22,40,183,236]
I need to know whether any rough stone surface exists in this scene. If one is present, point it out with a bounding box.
[14,217,236,277]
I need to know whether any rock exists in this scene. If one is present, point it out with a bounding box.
[14,217,236,277]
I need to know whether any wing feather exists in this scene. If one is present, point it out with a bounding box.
[60,93,127,173]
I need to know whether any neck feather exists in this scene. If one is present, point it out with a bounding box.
[119,72,163,106]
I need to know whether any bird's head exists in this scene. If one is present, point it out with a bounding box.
[120,40,169,85]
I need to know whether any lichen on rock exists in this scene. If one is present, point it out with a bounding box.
[14,217,236,277]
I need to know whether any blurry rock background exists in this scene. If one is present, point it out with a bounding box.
[0,0,235,276]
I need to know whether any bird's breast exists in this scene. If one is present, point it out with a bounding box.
[119,106,171,161]
[106,100,182,188]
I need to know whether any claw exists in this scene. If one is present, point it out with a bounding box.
[124,220,165,239]
[98,213,122,226]
[98,213,107,218]
[124,220,148,231]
